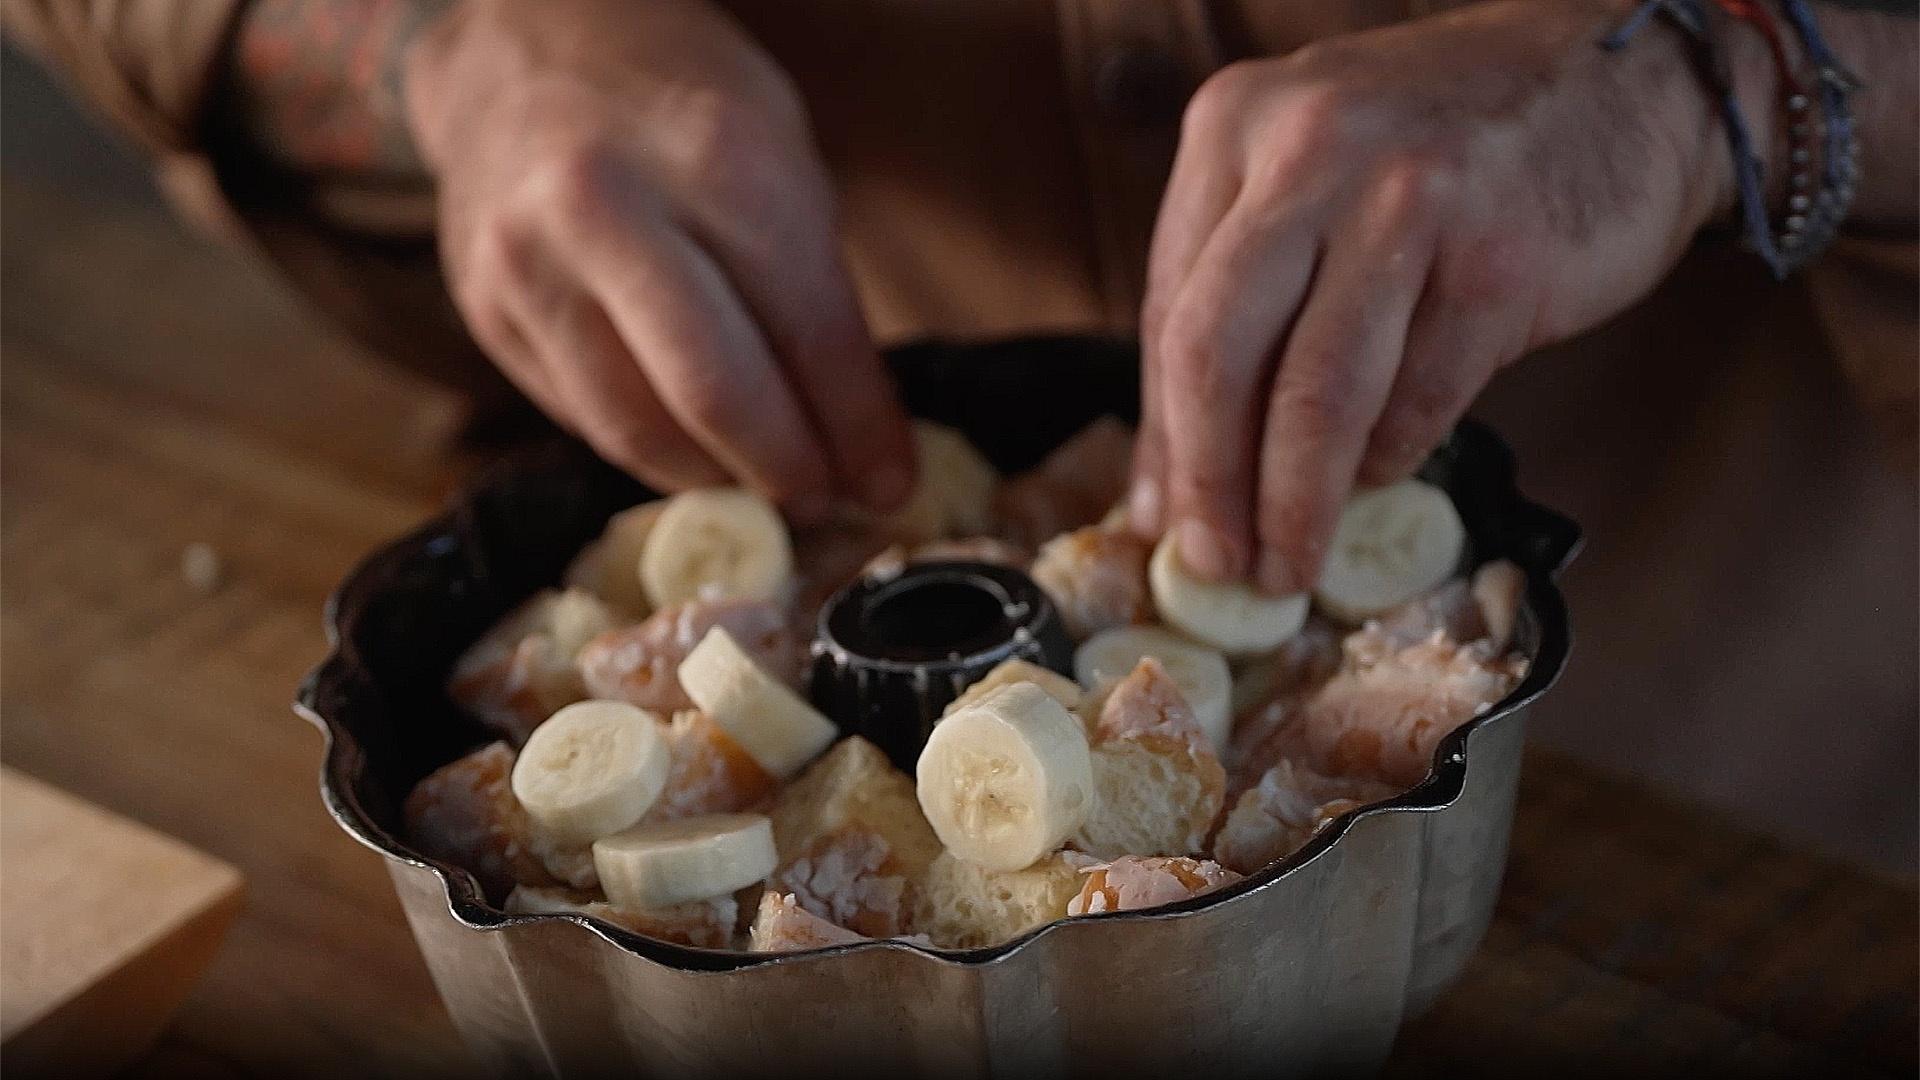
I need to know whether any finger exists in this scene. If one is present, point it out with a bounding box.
[1356,249,1527,486]
[1143,67,1260,340]
[1154,194,1322,583]
[1133,86,1247,538]
[446,235,567,421]
[1126,402,1170,537]
[566,205,838,518]
[507,281,732,492]
[681,158,916,513]
[1254,207,1434,595]
[471,306,567,421]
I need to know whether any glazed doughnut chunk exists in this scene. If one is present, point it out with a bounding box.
[404,741,555,899]
[1067,855,1241,916]
[767,824,912,938]
[1212,760,1400,874]
[576,598,801,715]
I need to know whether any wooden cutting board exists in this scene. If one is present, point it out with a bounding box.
[1,768,245,1077]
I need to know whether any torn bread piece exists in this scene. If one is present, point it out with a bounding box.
[769,736,943,880]
[1470,560,1526,653]
[992,416,1135,547]
[911,850,1086,950]
[879,423,999,544]
[1029,523,1153,642]
[447,589,618,745]
[1071,658,1226,860]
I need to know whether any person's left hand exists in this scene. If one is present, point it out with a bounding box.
[1129,0,1764,593]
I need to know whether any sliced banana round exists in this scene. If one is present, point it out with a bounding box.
[1074,626,1232,753]
[564,502,666,617]
[639,488,794,610]
[916,682,1094,873]
[1147,535,1309,655]
[885,422,999,543]
[678,626,838,779]
[511,700,671,845]
[1313,479,1466,623]
[593,811,777,909]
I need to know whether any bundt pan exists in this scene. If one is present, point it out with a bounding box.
[296,336,1579,1080]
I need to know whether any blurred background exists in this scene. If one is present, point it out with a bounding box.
[2,23,1914,1075]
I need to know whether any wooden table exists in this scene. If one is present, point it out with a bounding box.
[3,170,1913,1079]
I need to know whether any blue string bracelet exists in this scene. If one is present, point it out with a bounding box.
[1603,0,1861,278]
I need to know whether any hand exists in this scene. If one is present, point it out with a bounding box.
[1130,0,1757,593]
[404,0,914,520]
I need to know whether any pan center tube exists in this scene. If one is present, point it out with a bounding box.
[809,561,1073,770]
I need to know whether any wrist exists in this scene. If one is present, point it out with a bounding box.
[1697,8,1788,229]
[225,0,454,181]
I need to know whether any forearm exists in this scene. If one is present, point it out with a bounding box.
[219,0,450,181]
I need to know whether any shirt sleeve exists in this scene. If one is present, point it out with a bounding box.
[3,0,248,156]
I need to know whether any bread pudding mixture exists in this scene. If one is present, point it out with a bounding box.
[408,418,1527,952]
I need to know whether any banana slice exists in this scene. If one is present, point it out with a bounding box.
[593,811,778,909]
[639,488,794,611]
[916,682,1094,872]
[564,502,667,617]
[1147,534,1309,655]
[1073,626,1232,753]
[511,700,672,845]
[885,422,999,543]
[678,626,838,779]
[1313,479,1466,623]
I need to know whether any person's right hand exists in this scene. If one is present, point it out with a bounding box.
[403,0,914,521]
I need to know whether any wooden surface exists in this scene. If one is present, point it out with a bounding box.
[1,769,244,1076]
[2,162,1914,1078]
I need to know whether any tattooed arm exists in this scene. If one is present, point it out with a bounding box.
[213,0,918,517]
[219,0,450,181]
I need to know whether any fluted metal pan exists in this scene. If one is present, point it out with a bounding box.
[297,336,1579,1079]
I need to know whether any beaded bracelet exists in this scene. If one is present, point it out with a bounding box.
[1603,0,1862,278]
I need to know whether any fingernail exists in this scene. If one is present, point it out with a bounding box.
[862,463,913,511]
[1255,548,1300,596]
[1127,476,1162,537]
[1176,519,1236,581]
